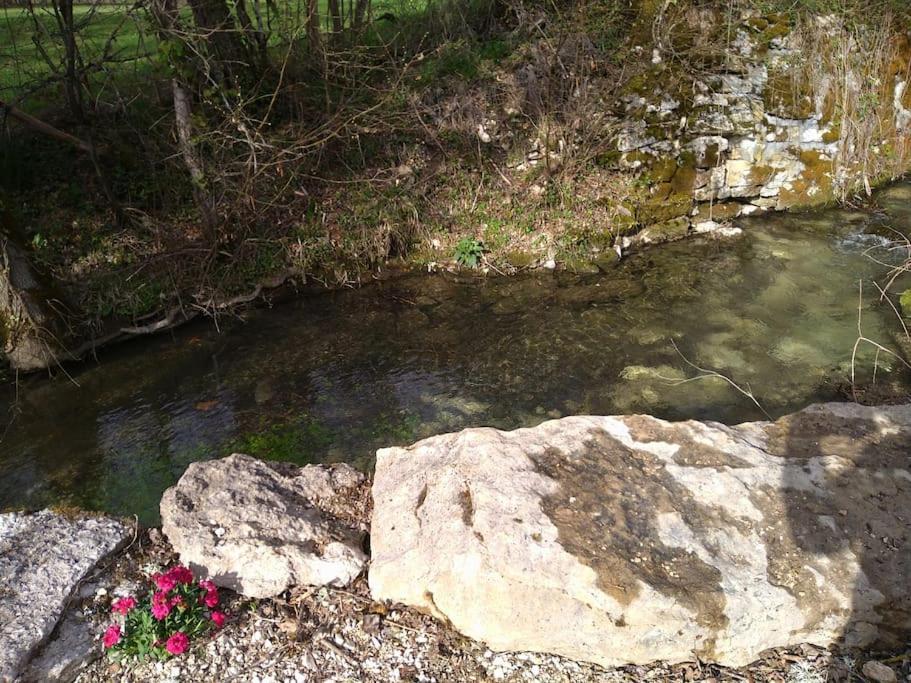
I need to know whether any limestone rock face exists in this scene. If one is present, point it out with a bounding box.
[161,454,369,598]
[0,510,130,682]
[369,402,911,668]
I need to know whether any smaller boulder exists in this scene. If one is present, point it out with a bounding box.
[0,510,130,682]
[161,454,369,598]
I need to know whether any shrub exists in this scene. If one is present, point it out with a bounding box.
[102,565,227,660]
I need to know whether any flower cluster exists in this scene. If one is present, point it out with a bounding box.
[102,565,227,660]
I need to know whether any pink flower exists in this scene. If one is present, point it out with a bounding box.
[170,595,185,609]
[203,589,219,608]
[111,597,136,615]
[165,632,190,656]
[198,579,216,592]
[210,611,226,628]
[102,624,122,648]
[153,572,176,592]
[166,565,195,585]
[151,591,172,620]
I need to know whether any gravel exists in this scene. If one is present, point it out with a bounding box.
[69,532,907,683]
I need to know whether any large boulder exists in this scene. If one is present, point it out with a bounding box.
[369,402,911,668]
[0,510,130,682]
[161,454,369,598]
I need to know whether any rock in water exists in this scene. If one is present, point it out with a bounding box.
[862,660,898,683]
[161,454,369,598]
[0,510,130,682]
[369,402,911,668]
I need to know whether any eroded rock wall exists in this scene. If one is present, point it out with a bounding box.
[613,12,911,245]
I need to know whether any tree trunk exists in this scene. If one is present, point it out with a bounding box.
[327,0,343,34]
[187,0,251,84]
[352,0,370,31]
[52,0,85,121]
[0,216,71,372]
[234,0,268,69]
[306,0,322,60]
[171,79,218,242]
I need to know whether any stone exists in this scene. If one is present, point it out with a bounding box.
[861,660,897,683]
[693,201,742,223]
[21,612,97,682]
[369,403,911,669]
[633,217,690,245]
[0,510,130,682]
[724,159,754,187]
[161,454,369,598]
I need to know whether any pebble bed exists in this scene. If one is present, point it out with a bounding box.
[66,533,910,683]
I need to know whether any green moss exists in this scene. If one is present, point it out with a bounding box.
[640,216,690,243]
[670,162,697,194]
[593,250,620,271]
[763,70,815,119]
[637,192,692,225]
[504,250,536,268]
[778,151,836,208]
[821,123,841,144]
[694,142,723,169]
[747,164,775,186]
[900,289,911,317]
[562,256,601,274]
[649,157,679,184]
[595,149,623,168]
[762,19,790,42]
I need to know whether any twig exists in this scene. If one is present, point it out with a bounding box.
[664,339,772,420]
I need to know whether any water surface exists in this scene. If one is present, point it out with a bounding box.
[2,183,910,523]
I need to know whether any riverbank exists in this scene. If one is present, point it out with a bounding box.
[5,400,911,682]
[3,0,910,371]
[71,534,874,682]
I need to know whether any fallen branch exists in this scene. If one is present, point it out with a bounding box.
[0,99,94,154]
[66,271,295,362]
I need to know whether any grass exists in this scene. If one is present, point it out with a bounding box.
[0,0,424,108]
[0,5,155,104]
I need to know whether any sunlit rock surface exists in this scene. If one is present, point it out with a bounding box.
[161,454,369,598]
[0,510,130,681]
[369,402,911,668]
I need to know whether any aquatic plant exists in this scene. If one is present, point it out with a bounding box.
[102,565,226,660]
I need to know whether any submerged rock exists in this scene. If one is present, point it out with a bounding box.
[369,402,911,668]
[0,510,130,682]
[161,454,369,598]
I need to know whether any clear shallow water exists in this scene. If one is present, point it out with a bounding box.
[2,183,910,523]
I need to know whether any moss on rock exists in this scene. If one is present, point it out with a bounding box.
[637,192,692,225]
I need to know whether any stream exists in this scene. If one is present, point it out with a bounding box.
[2,183,910,523]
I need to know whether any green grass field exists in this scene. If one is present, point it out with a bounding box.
[0,5,155,101]
[0,0,426,109]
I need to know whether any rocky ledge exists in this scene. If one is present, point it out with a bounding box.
[370,401,911,668]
